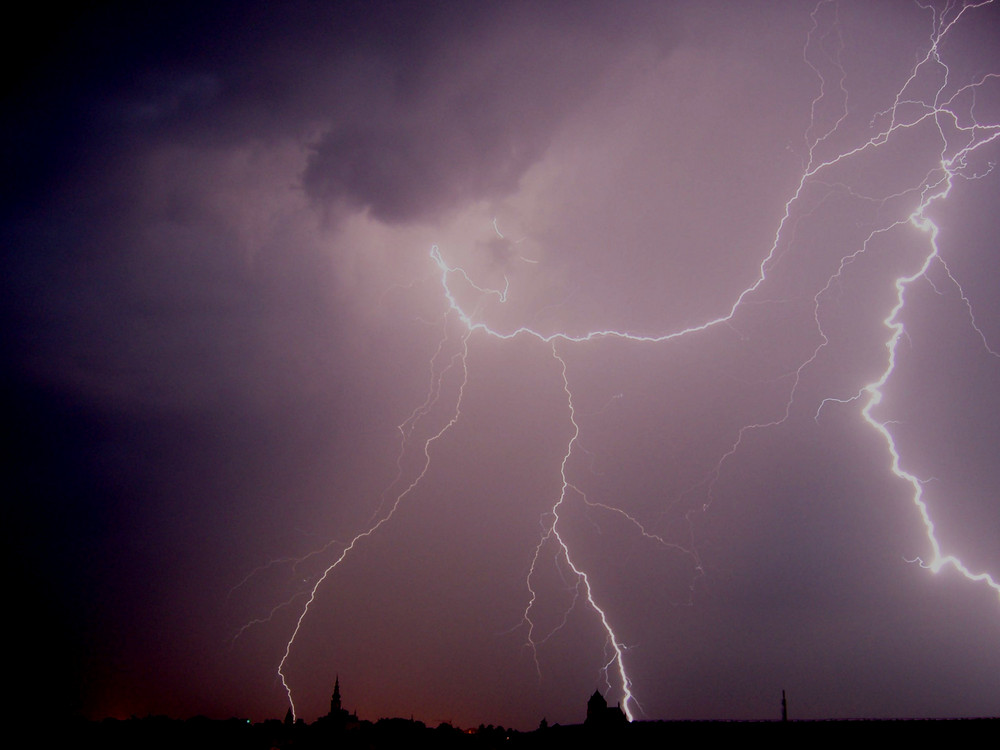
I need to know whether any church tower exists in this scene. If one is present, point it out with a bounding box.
[586,689,607,724]
[330,675,342,716]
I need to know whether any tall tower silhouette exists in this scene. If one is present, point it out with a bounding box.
[330,675,342,716]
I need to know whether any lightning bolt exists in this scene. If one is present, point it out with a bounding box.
[521,345,635,718]
[811,0,1000,599]
[242,0,1000,723]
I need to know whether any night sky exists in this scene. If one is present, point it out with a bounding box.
[4,0,1000,730]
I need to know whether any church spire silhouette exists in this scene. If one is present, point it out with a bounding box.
[330,675,342,716]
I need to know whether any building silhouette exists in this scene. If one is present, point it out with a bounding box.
[585,689,627,728]
[314,675,359,732]
[330,675,342,716]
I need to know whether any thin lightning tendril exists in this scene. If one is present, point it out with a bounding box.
[277,327,473,719]
[246,0,1000,722]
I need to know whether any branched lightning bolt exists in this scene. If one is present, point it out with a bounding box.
[521,344,635,719]
[706,0,1000,610]
[819,176,1000,594]
[275,325,473,719]
[245,0,1000,723]
[813,0,1000,600]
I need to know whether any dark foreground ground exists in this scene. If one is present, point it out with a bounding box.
[74,715,1000,749]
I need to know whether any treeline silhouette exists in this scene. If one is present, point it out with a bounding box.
[74,713,999,749]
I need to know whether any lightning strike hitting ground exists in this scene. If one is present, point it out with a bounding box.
[241,0,1000,721]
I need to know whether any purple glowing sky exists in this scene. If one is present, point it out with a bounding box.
[5,0,999,729]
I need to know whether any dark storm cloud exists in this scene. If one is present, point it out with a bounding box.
[303,117,541,224]
[3,1,680,222]
[3,0,686,415]
[299,3,681,222]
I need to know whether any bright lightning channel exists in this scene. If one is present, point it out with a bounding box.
[254,0,1000,722]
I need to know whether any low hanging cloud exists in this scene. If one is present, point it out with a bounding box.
[299,2,681,223]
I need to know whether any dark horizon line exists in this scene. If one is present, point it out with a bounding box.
[76,713,1000,727]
